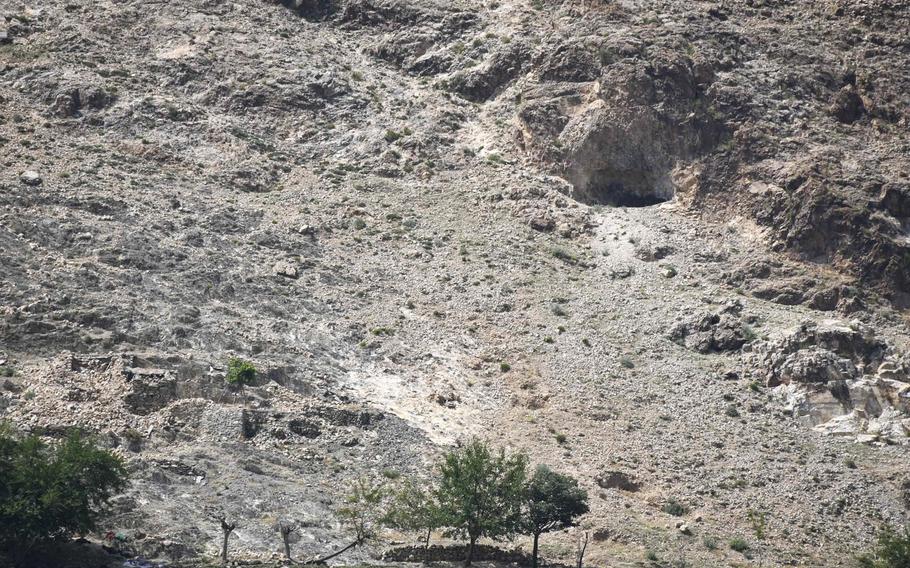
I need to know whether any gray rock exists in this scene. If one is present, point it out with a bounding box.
[273,260,299,279]
[19,171,42,186]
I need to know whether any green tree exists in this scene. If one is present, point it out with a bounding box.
[857,525,910,568]
[523,465,589,568]
[384,478,444,564]
[306,478,386,564]
[435,439,529,566]
[0,426,128,558]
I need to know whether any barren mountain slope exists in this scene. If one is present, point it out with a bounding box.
[1,0,909,566]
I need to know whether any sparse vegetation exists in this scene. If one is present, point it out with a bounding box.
[551,247,578,265]
[857,525,910,568]
[225,358,257,386]
[371,326,395,336]
[729,537,750,554]
[384,478,443,564]
[661,499,689,517]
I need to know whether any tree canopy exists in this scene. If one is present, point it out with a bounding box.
[436,439,529,565]
[0,426,128,555]
[524,465,589,568]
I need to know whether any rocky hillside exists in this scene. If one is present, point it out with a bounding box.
[1,0,909,566]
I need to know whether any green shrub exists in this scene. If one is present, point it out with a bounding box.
[702,535,718,550]
[0,366,13,377]
[500,362,511,373]
[857,525,910,568]
[0,426,128,554]
[729,537,750,553]
[371,327,395,337]
[550,247,577,264]
[662,499,689,517]
[226,358,256,386]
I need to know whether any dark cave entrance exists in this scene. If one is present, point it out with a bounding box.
[576,168,674,207]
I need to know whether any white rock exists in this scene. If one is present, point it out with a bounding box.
[19,170,42,186]
[272,260,299,279]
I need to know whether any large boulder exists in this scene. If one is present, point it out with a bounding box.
[668,300,753,354]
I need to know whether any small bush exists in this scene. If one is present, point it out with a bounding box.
[371,327,395,336]
[620,356,635,369]
[702,536,718,550]
[725,405,740,418]
[226,358,257,386]
[554,433,567,444]
[729,537,750,553]
[500,362,511,373]
[551,247,578,264]
[0,366,13,377]
[662,499,689,517]
[857,525,910,568]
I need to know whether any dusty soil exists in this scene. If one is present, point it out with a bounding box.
[1,0,909,566]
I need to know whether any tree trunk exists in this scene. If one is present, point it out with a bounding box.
[422,527,432,565]
[465,535,477,566]
[280,524,294,561]
[219,519,236,565]
[575,531,588,568]
[532,532,540,568]
[304,540,358,565]
[221,530,230,564]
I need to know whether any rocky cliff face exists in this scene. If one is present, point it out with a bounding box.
[1,0,909,566]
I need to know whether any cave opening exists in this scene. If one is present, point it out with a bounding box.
[576,168,675,207]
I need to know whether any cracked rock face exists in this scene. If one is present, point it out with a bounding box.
[745,323,910,444]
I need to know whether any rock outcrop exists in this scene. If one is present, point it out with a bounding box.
[744,322,910,444]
